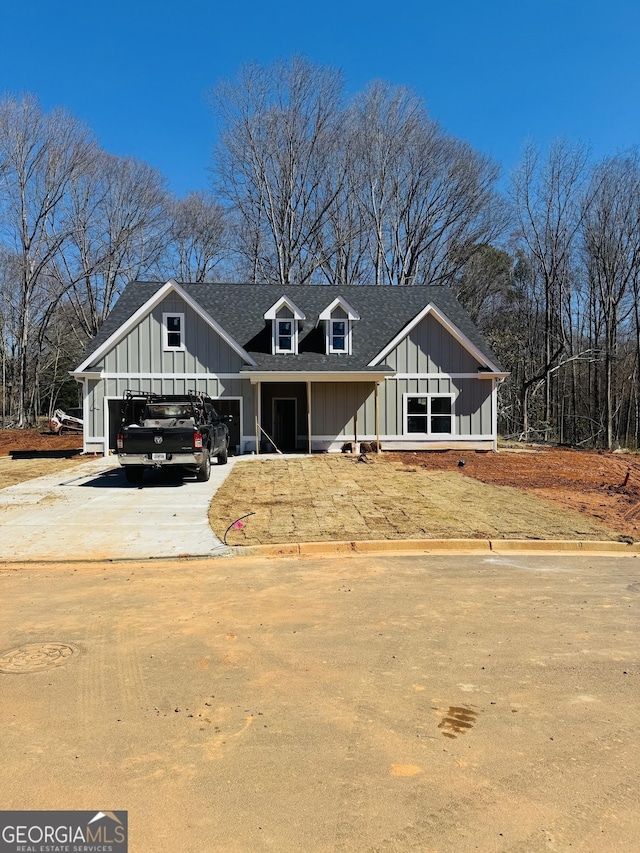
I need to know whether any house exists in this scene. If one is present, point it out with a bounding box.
[72,280,507,456]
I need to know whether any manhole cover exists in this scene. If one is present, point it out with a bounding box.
[0,642,78,674]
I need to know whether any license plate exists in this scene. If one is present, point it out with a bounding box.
[151,452,166,461]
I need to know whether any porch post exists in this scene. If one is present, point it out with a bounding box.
[306,380,312,455]
[255,381,261,455]
[375,381,381,454]
[492,378,498,452]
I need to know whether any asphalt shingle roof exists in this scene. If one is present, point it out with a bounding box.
[78,281,504,373]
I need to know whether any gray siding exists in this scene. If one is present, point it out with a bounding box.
[93,295,246,374]
[379,377,492,437]
[385,312,482,373]
[311,383,376,437]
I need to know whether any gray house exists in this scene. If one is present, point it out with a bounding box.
[72,280,507,456]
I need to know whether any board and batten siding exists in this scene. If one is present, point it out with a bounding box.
[82,295,253,453]
[93,296,246,375]
[378,377,492,437]
[311,382,376,438]
[384,312,482,374]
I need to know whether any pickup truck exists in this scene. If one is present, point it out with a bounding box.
[116,391,231,485]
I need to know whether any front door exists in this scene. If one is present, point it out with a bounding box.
[273,398,297,452]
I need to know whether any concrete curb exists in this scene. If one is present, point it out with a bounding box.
[234,538,640,559]
[3,540,639,566]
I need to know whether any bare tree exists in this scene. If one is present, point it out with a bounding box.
[211,56,346,285]
[453,244,516,327]
[349,82,506,286]
[510,140,591,438]
[0,95,94,425]
[51,152,168,339]
[582,153,640,449]
[165,191,226,282]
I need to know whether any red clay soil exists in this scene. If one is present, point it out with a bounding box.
[395,446,640,541]
[0,428,83,457]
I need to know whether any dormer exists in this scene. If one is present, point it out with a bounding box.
[318,297,360,355]
[264,296,306,355]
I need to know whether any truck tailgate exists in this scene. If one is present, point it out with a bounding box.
[122,427,196,454]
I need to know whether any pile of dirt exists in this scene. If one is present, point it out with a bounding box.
[0,428,82,457]
[0,428,86,490]
[395,446,640,541]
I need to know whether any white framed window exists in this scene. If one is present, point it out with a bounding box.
[163,312,185,351]
[265,297,304,355]
[275,318,295,353]
[329,319,348,353]
[319,297,359,355]
[403,393,455,436]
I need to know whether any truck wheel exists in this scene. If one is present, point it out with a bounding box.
[197,449,211,481]
[125,466,144,485]
[217,441,228,465]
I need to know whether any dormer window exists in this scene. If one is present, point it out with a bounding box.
[264,296,306,355]
[319,297,360,355]
[276,318,294,352]
[330,319,347,352]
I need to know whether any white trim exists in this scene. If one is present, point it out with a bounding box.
[312,433,493,442]
[162,311,185,351]
[82,378,90,454]
[73,371,102,380]
[368,302,502,373]
[245,371,391,383]
[403,392,456,438]
[318,297,360,321]
[390,372,503,380]
[273,317,297,354]
[492,379,498,452]
[99,372,247,381]
[74,279,257,373]
[264,296,305,321]
[327,317,352,355]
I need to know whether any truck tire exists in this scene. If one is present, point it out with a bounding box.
[125,466,144,485]
[217,441,228,465]
[197,449,211,481]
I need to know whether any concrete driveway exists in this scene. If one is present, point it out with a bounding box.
[0,456,236,561]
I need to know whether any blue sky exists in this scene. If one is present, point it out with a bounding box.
[2,0,639,196]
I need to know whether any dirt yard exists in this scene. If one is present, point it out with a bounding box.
[1,429,638,544]
[0,428,85,489]
[209,446,637,546]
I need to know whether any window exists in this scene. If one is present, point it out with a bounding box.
[265,297,305,354]
[405,394,454,435]
[276,319,294,352]
[163,313,185,351]
[319,297,359,355]
[331,320,347,352]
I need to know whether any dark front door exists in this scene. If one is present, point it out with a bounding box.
[273,398,297,451]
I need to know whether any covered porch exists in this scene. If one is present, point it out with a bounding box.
[245,370,391,455]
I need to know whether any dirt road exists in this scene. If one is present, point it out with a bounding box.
[1,553,639,852]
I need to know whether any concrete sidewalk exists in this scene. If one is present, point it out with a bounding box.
[0,455,236,561]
